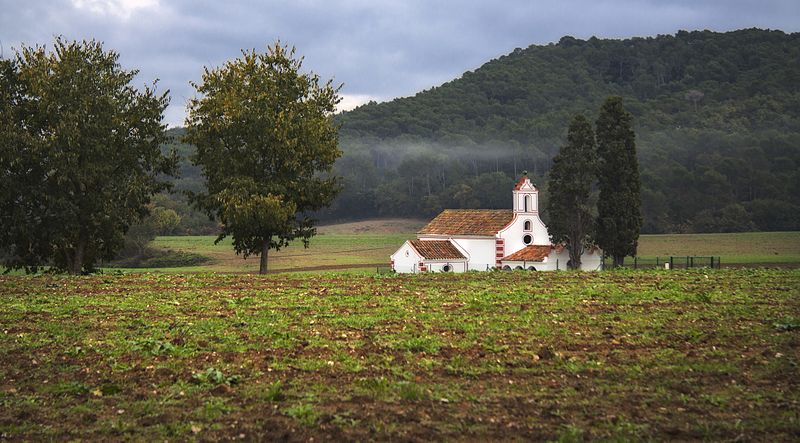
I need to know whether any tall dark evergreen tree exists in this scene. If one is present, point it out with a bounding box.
[546,115,597,270]
[595,97,642,267]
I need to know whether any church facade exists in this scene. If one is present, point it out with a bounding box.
[390,174,602,273]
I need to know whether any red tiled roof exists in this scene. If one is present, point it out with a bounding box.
[513,175,528,190]
[418,209,513,236]
[502,245,551,262]
[514,174,539,191]
[409,240,466,260]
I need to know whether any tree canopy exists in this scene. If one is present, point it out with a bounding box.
[318,29,799,233]
[185,42,341,274]
[0,37,175,274]
[131,29,798,236]
[595,97,642,267]
[546,114,597,269]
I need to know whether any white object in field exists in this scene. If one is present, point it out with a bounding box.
[390,173,603,273]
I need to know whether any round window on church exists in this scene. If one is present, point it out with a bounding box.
[523,234,532,245]
[442,264,452,272]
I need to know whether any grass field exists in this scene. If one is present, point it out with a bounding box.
[113,221,800,273]
[635,231,800,264]
[145,233,411,273]
[1,269,798,440]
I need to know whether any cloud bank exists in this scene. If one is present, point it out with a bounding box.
[2,0,798,126]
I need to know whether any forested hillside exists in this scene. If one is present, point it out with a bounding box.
[162,29,799,234]
[330,28,800,233]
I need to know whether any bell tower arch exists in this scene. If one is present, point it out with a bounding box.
[512,171,538,215]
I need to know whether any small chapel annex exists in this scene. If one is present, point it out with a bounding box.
[390,173,602,273]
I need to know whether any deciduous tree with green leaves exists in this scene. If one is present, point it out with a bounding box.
[546,114,597,270]
[0,37,175,274]
[595,96,642,267]
[185,42,342,274]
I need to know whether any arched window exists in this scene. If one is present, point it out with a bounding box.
[524,195,530,212]
[524,220,531,231]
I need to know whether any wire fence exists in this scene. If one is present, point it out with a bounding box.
[602,256,722,270]
[385,256,723,273]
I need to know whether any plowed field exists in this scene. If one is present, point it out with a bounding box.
[1,269,798,440]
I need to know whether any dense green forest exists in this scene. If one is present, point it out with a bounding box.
[161,28,800,235]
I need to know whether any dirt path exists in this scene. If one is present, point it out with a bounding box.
[268,262,387,273]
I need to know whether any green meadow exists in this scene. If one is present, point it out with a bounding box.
[108,223,800,273]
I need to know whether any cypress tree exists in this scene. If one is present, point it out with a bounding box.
[595,97,642,267]
[546,114,597,270]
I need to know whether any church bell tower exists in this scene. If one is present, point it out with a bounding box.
[512,171,539,215]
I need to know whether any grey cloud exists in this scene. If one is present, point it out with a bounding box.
[1,0,798,126]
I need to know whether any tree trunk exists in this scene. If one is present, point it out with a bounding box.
[426,174,431,196]
[63,248,74,275]
[259,239,270,275]
[568,244,583,270]
[69,239,86,275]
[613,255,625,268]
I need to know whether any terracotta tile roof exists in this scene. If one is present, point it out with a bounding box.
[513,175,528,190]
[418,209,513,236]
[502,245,552,262]
[409,240,466,260]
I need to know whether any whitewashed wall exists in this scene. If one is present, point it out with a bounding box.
[546,248,603,271]
[499,215,550,256]
[426,261,468,273]
[449,237,496,271]
[390,241,421,273]
[579,250,603,271]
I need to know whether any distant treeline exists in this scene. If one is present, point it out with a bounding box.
[159,29,800,234]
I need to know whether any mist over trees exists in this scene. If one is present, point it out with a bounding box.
[325,28,800,233]
[134,28,798,236]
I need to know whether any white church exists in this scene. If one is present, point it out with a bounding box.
[391,173,602,272]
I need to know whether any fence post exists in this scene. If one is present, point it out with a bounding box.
[656,257,659,267]
[556,259,559,271]
[634,256,638,269]
[670,256,674,269]
[686,256,690,268]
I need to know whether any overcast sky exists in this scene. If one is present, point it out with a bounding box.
[2,0,798,127]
